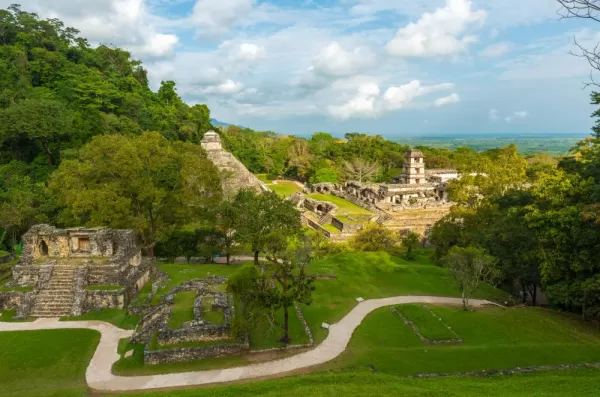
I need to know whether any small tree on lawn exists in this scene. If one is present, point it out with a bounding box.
[445,246,499,310]
[233,189,301,267]
[216,200,239,264]
[261,233,315,345]
[401,232,421,260]
[351,223,397,252]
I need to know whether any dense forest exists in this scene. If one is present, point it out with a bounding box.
[0,5,599,320]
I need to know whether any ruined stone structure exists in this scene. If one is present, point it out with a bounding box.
[301,151,461,239]
[201,131,268,197]
[0,225,152,318]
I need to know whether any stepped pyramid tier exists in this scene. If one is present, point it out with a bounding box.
[201,131,268,197]
[2,225,154,318]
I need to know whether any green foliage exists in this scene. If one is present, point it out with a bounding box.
[309,167,339,184]
[445,246,499,310]
[232,190,302,264]
[49,132,222,255]
[351,224,397,253]
[401,232,420,260]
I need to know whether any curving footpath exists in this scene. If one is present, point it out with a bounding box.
[0,296,492,392]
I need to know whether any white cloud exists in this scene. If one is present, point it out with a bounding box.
[329,83,381,120]
[489,109,499,121]
[434,93,461,107]
[190,0,255,37]
[312,42,376,78]
[231,43,266,61]
[505,110,529,123]
[480,42,512,57]
[328,79,455,119]
[0,0,179,58]
[384,81,454,110]
[386,0,486,57]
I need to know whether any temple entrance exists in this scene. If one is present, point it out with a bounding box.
[39,240,48,256]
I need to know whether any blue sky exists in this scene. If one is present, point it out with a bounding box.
[3,0,600,137]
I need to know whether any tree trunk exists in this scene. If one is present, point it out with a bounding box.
[532,284,537,306]
[226,253,231,265]
[283,305,290,345]
[522,283,527,305]
[461,289,468,311]
[40,139,54,166]
[254,251,260,266]
[146,244,155,258]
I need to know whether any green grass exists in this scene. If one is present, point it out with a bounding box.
[269,181,303,197]
[61,309,140,330]
[168,291,197,329]
[0,329,100,397]
[322,224,341,234]
[249,307,311,349]
[86,285,123,291]
[0,309,34,322]
[0,250,9,257]
[0,285,34,292]
[303,250,510,344]
[202,296,225,324]
[152,263,245,304]
[306,193,373,216]
[336,215,365,224]
[394,304,457,341]
[115,368,600,397]
[323,306,600,375]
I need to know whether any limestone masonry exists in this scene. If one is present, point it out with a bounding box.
[0,225,153,318]
[299,150,459,240]
[201,131,268,196]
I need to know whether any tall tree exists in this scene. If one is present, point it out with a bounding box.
[232,190,302,265]
[50,132,222,256]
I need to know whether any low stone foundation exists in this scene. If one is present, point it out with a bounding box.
[144,341,249,365]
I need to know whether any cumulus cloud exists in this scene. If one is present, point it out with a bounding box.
[232,43,266,61]
[312,41,376,78]
[505,111,528,123]
[480,42,512,57]
[386,0,486,57]
[384,81,454,110]
[202,79,245,95]
[328,83,381,120]
[328,79,455,120]
[0,0,179,58]
[190,0,255,37]
[434,93,461,107]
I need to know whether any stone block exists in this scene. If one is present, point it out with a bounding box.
[321,322,330,330]
[356,297,365,302]
[124,350,134,358]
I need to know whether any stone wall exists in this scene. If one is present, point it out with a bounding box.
[158,324,230,345]
[85,290,126,310]
[144,342,248,365]
[331,217,364,234]
[130,304,170,344]
[0,291,36,318]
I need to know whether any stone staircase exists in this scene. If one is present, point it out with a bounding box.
[319,213,333,225]
[31,265,77,317]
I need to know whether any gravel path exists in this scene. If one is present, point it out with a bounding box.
[0,296,492,392]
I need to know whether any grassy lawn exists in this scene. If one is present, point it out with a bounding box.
[394,304,457,341]
[168,291,197,329]
[61,309,140,330]
[322,223,341,234]
[0,329,99,397]
[303,250,510,343]
[323,305,600,375]
[202,296,225,324]
[306,193,373,216]
[269,181,303,197]
[0,309,34,322]
[249,307,311,349]
[0,284,33,292]
[114,368,600,397]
